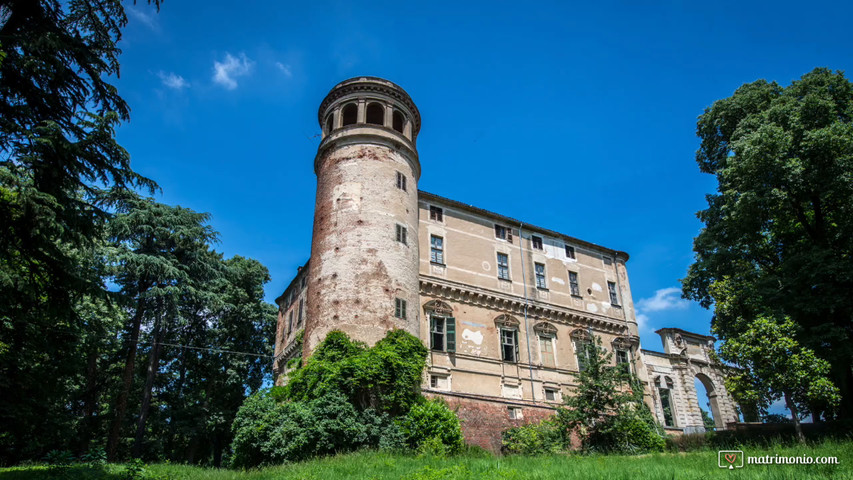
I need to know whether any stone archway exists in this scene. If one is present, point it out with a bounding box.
[695,372,723,429]
[643,328,741,433]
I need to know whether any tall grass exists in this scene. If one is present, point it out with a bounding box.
[1,439,850,480]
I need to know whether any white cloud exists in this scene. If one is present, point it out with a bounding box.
[636,313,650,332]
[634,287,690,334]
[127,7,157,30]
[636,287,689,313]
[275,62,293,77]
[212,53,253,90]
[157,71,189,90]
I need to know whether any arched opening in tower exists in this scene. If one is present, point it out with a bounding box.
[342,103,358,126]
[392,110,405,133]
[366,103,384,125]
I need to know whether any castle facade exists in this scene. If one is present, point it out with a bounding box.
[272,77,739,450]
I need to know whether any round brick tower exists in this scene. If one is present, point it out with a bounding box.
[304,77,422,356]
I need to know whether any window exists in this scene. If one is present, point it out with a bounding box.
[659,388,674,426]
[500,328,519,362]
[325,114,334,133]
[616,348,631,373]
[430,235,444,264]
[341,103,357,126]
[497,253,510,280]
[429,205,443,222]
[430,375,450,390]
[395,224,407,245]
[494,224,513,243]
[575,340,593,372]
[396,171,407,191]
[532,235,543,250]
[603,256,613,266]
[569,271,580,296]
[288,310,294,333]
[366,102,384,125]
[394,298,407,319]
[297,299,304,326]
[608,281,619,305]
[508,406,523,419]
[657,375,676,427]
[544,388,560,402]
[392,110,405,133]
[565,245,575,259]
[539,335,555,368]
[534,262,546,289]
[430,316,456,352]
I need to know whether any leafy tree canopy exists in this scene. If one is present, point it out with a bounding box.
[718,315,840,442]
[682,67,853,416]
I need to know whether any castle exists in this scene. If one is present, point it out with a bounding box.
[272,77,740,450]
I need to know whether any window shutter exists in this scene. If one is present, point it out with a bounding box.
[507,229,513,243]
[514,331,519,362]
[446,317,456,353]
[429,316,436,349]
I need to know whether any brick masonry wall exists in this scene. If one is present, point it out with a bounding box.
[431,393,573,452]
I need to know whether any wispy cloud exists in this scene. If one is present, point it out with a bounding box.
[127,7,157,30]
[635,287,689,333]
[157,71,189,90]
[275,62,293,78]
[212,53,253,90]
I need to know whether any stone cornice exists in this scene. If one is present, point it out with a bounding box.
[420,277,630,335]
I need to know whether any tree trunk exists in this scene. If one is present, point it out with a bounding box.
[80,348,99,452]
[784,392,806,444]
[107,297,147,460]
[132,311,166,457]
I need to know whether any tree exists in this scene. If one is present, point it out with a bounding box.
[0,0,158,463]
[682,68,853,417]
[718,316,840,442]
[556,336,664,453]
[105,195,220,460]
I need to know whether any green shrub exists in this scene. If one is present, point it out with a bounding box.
[231,390,393,468]
[398,398,464,455]
[285,329,427,416]
[231,330,463,467]
[502,419,564,454]
[80,446,106,465]
[585,404,665,454]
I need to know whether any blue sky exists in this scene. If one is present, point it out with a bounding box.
[113,1,853,364]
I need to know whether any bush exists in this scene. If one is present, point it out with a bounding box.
[231,330,459,468]
[231,390,395,468]
[502,419,564,454]
[586,405,665,454]
[285,329,427,416]
[398,398,464,455]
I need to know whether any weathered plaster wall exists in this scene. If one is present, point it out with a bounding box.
[305,143,420,355]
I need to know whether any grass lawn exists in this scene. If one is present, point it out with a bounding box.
[1,440,850,479]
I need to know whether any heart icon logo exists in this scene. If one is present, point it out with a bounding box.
[725,453,737,464]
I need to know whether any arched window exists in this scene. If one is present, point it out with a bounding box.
[495,315,520,363]
[424,300,455,353]
[534,322,557,368]
[325,114,334,134]
[366,102,384,125]
[392,110,405,133]
[656,376,676,427]
[341,103,357,126]
[571,328,594,372]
